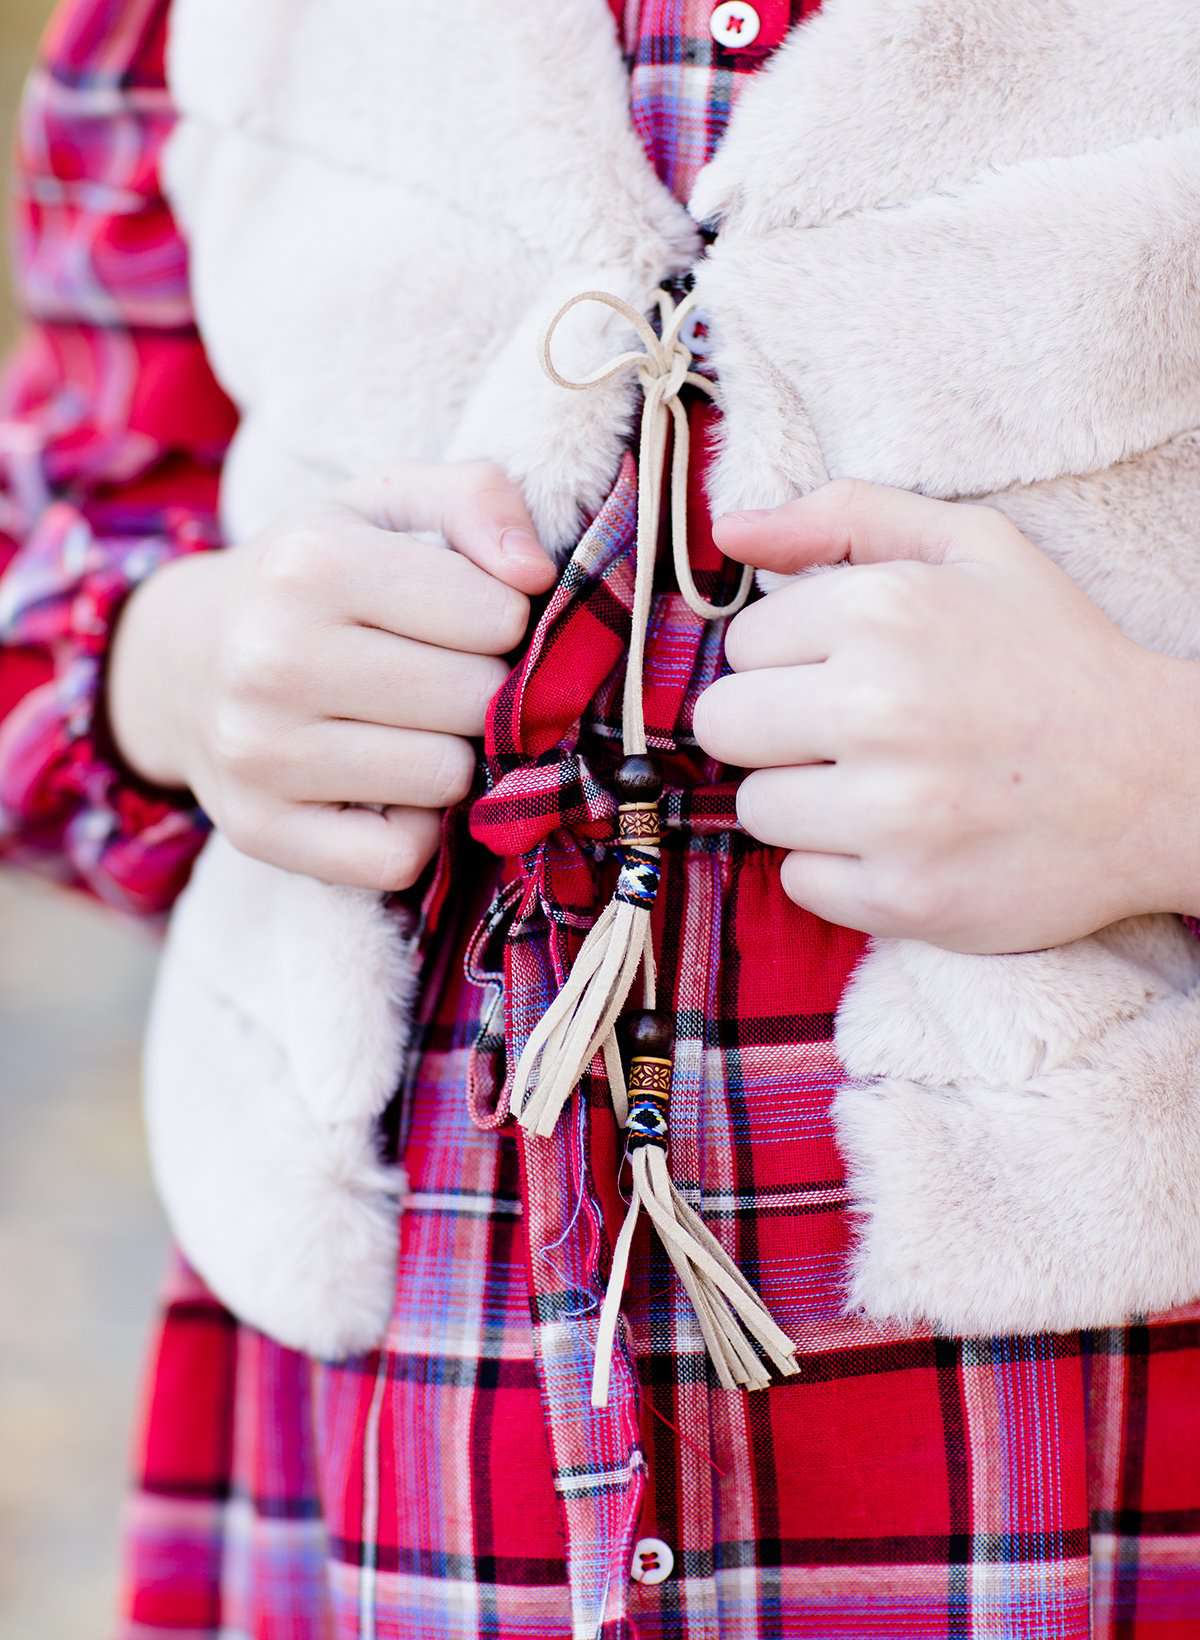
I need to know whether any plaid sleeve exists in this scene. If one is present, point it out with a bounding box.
[0,0,237,915]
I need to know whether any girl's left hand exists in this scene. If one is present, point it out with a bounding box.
[693,480,1200,953]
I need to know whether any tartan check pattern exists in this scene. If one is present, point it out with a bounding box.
[0,0,235,913]
[614,0,826,200]
[2,2,1200,1637]
[119,421,1200,1639]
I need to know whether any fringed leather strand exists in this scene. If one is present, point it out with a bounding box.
[591,1013,801,1408]
[511,755,663,1140]
[511,288,749,1138]
[512,286,797,1405]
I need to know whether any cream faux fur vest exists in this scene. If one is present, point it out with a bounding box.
[147,0,1200,1358]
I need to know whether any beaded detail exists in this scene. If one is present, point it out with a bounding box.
[615,844,661,909]
[626,1048,672,1150]
[613,784,663,907]
[618,799,662,844]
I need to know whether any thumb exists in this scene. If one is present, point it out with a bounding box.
[338,463,558,596]
[713,479,1012,576]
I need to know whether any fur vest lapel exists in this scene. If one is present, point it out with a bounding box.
[148,0,1200,1357]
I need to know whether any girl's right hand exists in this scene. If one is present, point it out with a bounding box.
[107,462,557,890]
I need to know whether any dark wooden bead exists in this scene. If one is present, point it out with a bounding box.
[613,754,663,803]
[622,1008,674,1059]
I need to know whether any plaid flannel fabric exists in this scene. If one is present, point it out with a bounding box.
[0,0,235,912]
[121,411,1200,1639]
[6,1,1199,1637]
[613,0,826,200]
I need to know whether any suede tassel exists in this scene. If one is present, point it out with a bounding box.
[591,1011,801,1407]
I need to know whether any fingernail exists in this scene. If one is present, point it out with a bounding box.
[499,527,545,562]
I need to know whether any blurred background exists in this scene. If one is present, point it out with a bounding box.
[1,4,169,1634]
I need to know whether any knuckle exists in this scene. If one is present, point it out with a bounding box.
[839,661,931,749]
[209,702,265,775]
[857,868,905,929]
[218,795,271,862]
[840,676,898,740]
[902,876,950,936]
[849,565,922,631]
[466,459,513,496]
[956,501,994,530]
[867,771,945,859]
[886,659,927,719]
[914,764,963,825]
[256,525,329,596]
[454,461,519,523]
[819,476,869,516]
[220,621,299,704]
[960,501,1014,545]
[862,865,947,938]
[876,769,931,836]
[995,516,1034,561]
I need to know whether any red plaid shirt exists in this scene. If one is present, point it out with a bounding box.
[0,0,235,912]
[6,5,1200,1639]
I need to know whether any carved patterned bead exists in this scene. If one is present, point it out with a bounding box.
[629,1055,672,1096]
[618,802,661,846]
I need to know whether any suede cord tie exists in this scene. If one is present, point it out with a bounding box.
[509,286,799,1407]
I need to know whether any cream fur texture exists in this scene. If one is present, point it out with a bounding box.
[834,920,1200,1333]
[144,835,418,1355]
[154,0,696,1356]
[689,0,1200,1336]
[154,0,1200,1354]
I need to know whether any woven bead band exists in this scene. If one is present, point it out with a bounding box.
[626,1051,671,1151]
[615,845,661,908]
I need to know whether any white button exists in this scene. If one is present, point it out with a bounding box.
[630,1536,675,1586]
[710,1,762,49]
[678,306,712,360]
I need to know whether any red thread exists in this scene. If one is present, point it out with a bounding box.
[648,1401,729,1478]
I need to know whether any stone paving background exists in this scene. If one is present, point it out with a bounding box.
[1,5,170,1634]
